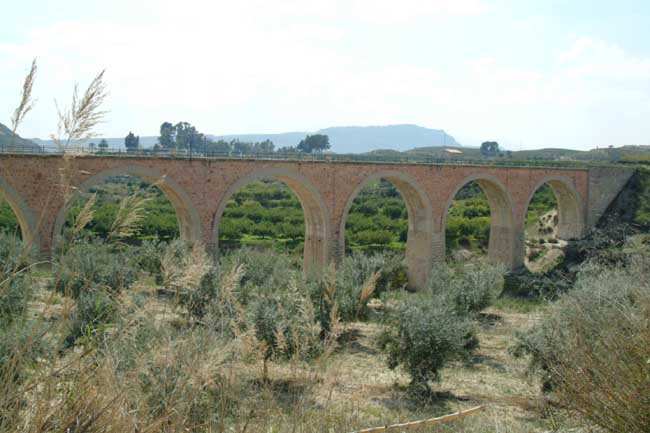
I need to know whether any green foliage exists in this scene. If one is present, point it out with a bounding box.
[135,237,165,276]
[0,201,20,235]
[512,259,650,432]
[249,287,321,361]
[428,261,504,316]
[0,320,48,386]
[382,296,477,391]
[445,182,491,254]
[525,183,557,226]
[65,176,179,242]
[297,134,330,153]
[0,232,33,273]
[52,240,138,298]
[634,167,650,228]
[0,234,34,326]
[380,261,503,390]
[0,274,31,327]
[65,288,119,347]
[480,141,500,157]
[124,131,140,151]
[223,248,299,302]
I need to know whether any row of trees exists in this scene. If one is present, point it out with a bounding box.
[110,122,332,155]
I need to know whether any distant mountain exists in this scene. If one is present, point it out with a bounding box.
[25,124,461,154]
[210,124,460,153]
[318,125,459,153]
[0,122,39,150]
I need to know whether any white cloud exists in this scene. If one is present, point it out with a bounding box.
[1,0,649,151]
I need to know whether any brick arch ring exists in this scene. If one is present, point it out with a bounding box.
[0,173,39,248]
[51,165,202,250]
[442,173,517,268]
[339,170,435,289]
[210,167,330,275]
[523,175,585,240]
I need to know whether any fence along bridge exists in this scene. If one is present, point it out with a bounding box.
[0,152,633,288]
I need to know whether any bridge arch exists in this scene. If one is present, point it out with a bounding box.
[211,167,330,275]
[0,174,38,247]
[524,176,584,240]
[340,171,434,289]
[52,165,201,248]
[443,174,518,268]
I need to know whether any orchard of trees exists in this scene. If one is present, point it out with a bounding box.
[153,121,329,156]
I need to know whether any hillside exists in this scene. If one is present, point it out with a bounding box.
[27,124,460,154]
[0,122,39,150]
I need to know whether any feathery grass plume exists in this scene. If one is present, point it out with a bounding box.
[52,69,108,149]
[106,178,164,243]
[106,193,151,242]
[161,243,210,297]
[356,271,380,319]
[71,193,96,239]
[10,59,37,141]
[323,262,337,306]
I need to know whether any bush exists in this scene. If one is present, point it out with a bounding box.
[65,289,119,346]
[428,261,504,316]
[52,240,138,298]
[0,273,32,326]
[135,237,165,275]
[0,232,35,273]
[512,258,650,432]
[382,295,477,391]
[222,248,298,303]
[0,320,48,387]
[249,287,321,362]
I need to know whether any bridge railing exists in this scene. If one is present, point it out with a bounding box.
[0,143,604,169]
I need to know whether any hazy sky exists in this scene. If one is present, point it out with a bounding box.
[2,0,649,149]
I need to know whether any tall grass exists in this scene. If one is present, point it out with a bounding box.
[513,257,650,432]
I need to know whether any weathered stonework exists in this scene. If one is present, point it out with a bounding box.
[0,154,631,288]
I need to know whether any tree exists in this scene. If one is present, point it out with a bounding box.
[480,141,500,157]
[158,121,208,151]
[98,139,109,152]
[297,134,330,153]
[124,131,139,152]
[159,122,174,148]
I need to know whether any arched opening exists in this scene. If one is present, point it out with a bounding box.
[444,176,516,268]
[340,172,433,289]
[0,200,22,239]
[444,181,491,261]
[523,178,584,272]
[217,179,305,255]
[0,175,37,247]
[212,169,329,276]
[344,179,408,253]
[53,167,201,248]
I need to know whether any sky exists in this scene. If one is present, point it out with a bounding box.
[1,0,649,150]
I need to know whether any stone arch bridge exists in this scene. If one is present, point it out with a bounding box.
[0,154,633,288]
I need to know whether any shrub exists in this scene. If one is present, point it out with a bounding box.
[0,320,48,387]
[222,248,298,303]
[249,286,321,363]
[135,237,165,275]
[52,240,138,298]
[382,295,477,392]
[65,289,119,346]
[512,258,650,432]
[428,261,504,316]
[0,273,32,326]
[0,232,35,273]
